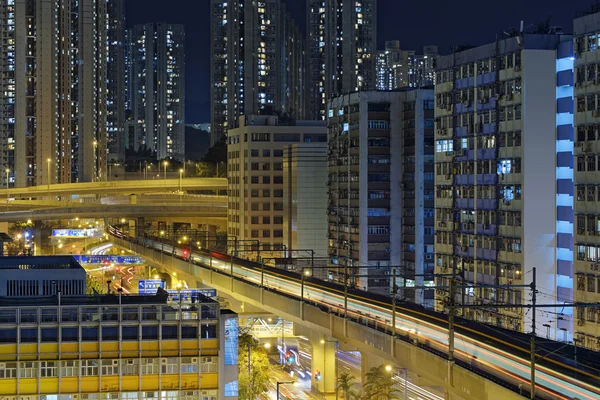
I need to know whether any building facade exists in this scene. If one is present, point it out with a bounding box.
[306,0,378,121]
[434,34,573,336]
[282,143,328,277]
[573,9,600,350]
[210,0,305,145]
[376,42,438,91]
[1,0,108,187]
[0,256,86,297]
[227,115,326,251]
[126,23,186,161]
[327,90,435,301]
[106,0,126,164]
[0,295,238,400]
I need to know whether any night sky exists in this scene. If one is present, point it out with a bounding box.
[126,0,586,124]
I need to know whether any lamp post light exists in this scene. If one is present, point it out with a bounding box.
[386,365,408,400]
[47,158,51,191]
[163,160,169,189]
[92,141,98,182]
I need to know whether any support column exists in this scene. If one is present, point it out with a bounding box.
[136,217,145,237]
[359,351,387,388]
[310,338,336,395]
[34,220,42,255]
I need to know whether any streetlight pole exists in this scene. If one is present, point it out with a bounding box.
[179,168,184,202]
[92,140,98,182]
[47,158,51,192]
[163,160,168,190]
[276,381,295,400]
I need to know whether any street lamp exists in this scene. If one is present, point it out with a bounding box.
[276,381,298,399]
[163,160,169,188]
[47,158,51,191]
[179,168,184,193]
[385,365,408,400]
[92,141,98,182]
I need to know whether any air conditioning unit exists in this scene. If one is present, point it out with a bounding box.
[127,360,134,365]
[446,104,453,111]
[514,66,521,72]
[192,357,198,363]
[593,110,600,118]
[575,142,584,148]
[463,100,471,107]
[584,143,593,153]
[438,221,446,228]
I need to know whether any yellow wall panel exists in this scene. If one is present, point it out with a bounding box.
[100,342,118,352]
[141,341,159,351]
[19,378,38,394]
[61,377,79,392]
[122,342,139,352]
[121,375,139,392]
[39,378,59,394]
[200,373,219,389]
[60,343,79,359]
[19,344,37,360]
[0,344,17,361]
[201,339,218,351]
[0,380,17,395]
[141,376,160,391]
[101,376,120,392]
[161,374,180,390]
[181,340,200,350]
[80,377,100,393]
[40,343,59,356]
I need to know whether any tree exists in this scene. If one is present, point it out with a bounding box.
[361,365,400,400]
[86,275,105,294]
[195,161,216,178]
[337,372,360,399]
[238,333,271,400]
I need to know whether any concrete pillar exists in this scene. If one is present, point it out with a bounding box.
[129,194,137,204]
[136,217,145,237]
[34,220,42,255]
[207,224,217,236]
[359,351,387,387]
[310,338,336,395]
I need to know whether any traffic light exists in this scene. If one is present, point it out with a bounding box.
[314,370,321,382]
[285,351,294,364]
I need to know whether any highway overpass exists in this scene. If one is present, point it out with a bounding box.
[0,203,227,222]
[0,178,227,199]
[108,230,600,400]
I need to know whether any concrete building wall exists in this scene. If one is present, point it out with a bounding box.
[282,143,328,264]
[227,116,327,252]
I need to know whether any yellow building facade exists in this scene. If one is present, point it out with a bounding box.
[0,297,238,399]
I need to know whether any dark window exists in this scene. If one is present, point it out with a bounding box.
[0,329,16,343]
[182,326,198,339]
[41,328,58,342]
[122,326,138,341]
[201,324,217,339]
[82,327,99,341]
[162,325,178,340]
[102,326,118,341]
[142,326,159,340]
[61,327,79,342]
[20,328,37,343]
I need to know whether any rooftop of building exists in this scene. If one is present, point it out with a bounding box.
[0,255,84,271]
[0,288,218,307]
[239,114,326,128]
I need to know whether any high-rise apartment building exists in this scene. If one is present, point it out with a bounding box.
[1,0,108,187]
[573,9,600,350]
[126,23,185,161]
[327,90,435,301]
[210,0,306,145]
[227,115,326,251]
[306,0,377,121]
[376,42,438,91]
[106,0,126,164]
[434,34,573,336]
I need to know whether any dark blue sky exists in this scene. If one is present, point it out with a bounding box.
[127,0,584,124]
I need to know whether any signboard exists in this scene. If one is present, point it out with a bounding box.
[73,255,142,264]
[52,229,96,238]
[138,280,165,295]
[167,288,217,302]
